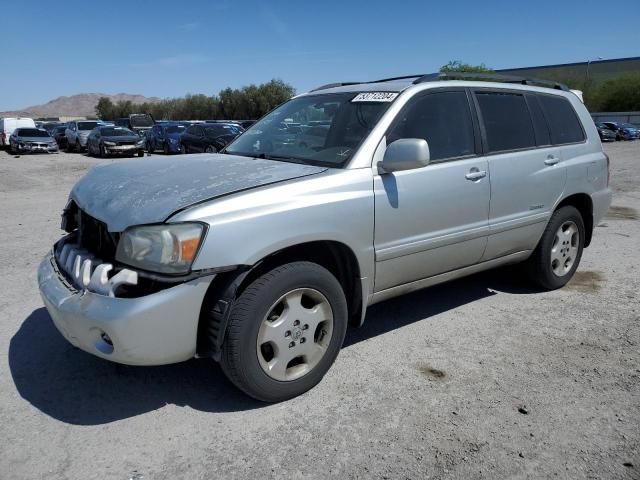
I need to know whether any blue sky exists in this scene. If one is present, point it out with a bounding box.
[2,0,638,110]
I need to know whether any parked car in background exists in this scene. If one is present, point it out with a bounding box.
[0,117,36,148]
[595,122,617,142]
[86,126,146,158]
[51,125,69,149]
[9,128,58,154]
[602,121,640,140]
[146,122,188,154]
[42,122,64,134]
[180,122,243,153]
[114,114,155,137]
[65,120,102,152]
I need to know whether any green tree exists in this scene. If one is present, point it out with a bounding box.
[440,61,494,73]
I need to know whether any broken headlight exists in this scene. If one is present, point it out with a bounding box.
[115,223,205,274]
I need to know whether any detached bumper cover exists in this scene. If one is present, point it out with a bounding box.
[38,251,214,366]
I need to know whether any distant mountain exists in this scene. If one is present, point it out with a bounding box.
[0,93,160,119]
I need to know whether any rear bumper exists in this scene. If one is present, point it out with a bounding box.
[38,251,214,366]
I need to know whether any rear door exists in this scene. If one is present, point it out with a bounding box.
[473,89,567,260]
[373,89,490,292]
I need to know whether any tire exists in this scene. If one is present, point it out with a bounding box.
[146,141,153,153]
[163,143,170,155]
[137,149,145,157]
[218,261,348,402]
[99,144,106,158]
[205,145,217,153]
[75,140,81,153]
[180,144,187,154]
[526,205,585,290]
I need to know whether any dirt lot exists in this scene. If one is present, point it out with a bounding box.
[0,143,638,480]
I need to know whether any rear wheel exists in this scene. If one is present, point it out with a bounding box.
[526,206,585,290]
[218,261,348,402]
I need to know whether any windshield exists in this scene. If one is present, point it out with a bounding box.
[166,125,186,134]
[130,114,154,127]
[205,124,243,137]
[17,128,50,137]
[100,127,136,137]
[225,92,394,167]
[78,121,99,131]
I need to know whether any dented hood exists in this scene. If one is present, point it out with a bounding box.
[71,153,326,231]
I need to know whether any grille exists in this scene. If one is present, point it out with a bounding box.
[78,210,120,261]
[117,141,135,146]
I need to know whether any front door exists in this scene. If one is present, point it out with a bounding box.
[374,89,491,292]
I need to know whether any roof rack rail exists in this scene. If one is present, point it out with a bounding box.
[412,72,570,91]
[309,82,362,92]
[310,75,425,92]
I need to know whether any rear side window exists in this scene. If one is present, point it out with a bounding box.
[537,94,585,145]
[476,92,536,153]
[387,91,475,161]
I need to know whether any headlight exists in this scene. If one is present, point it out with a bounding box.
[136,139,145,146]
[104,141,116,146]
[115,223,205,274]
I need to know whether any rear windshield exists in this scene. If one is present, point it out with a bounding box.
[130,114,154,127]
[166,125,186,134]
[16,128,49,137]
[78,122,99,131]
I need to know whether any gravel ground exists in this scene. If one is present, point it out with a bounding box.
[0,143,638,480]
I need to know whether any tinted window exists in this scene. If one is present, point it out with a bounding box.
[476,92,535,152]
[16,128,49,137]
[387,91,475,160]
[537,95,585,145]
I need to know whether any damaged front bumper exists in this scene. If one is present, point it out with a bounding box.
[37,250,214,366]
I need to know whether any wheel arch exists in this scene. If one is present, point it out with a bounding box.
[555,193,594,247]
[196,240,364,359]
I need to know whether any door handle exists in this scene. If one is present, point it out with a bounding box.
[544,156,559,166]
[465,169,487,181]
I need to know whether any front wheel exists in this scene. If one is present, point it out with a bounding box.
[218,261,348,402]
[526,206,585,290]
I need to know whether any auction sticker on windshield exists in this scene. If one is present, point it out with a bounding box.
[351,92,398,102]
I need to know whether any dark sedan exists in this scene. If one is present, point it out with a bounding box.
[86,126,146,158]
[180,123,244,154]
[51,125,69,149]
[595,122,617,142]
[603,121,640,140]
[146,122,189,154]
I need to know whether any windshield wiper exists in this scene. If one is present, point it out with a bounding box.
[256,153,308,164]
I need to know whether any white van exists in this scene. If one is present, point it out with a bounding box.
[0,117,36,147]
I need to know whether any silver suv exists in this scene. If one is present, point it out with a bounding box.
[38,74,612,401]
[64,120,102,152]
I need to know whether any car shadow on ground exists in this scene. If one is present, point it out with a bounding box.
[9,266,540,425]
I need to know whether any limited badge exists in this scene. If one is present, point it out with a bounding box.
[351,92,399,103]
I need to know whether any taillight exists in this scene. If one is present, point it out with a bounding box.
[604,152,610,187]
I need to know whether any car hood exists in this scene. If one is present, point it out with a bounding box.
[70,154,327,231]
[102,135,141,143]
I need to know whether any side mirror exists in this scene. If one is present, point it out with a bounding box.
[379,138,430,173]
